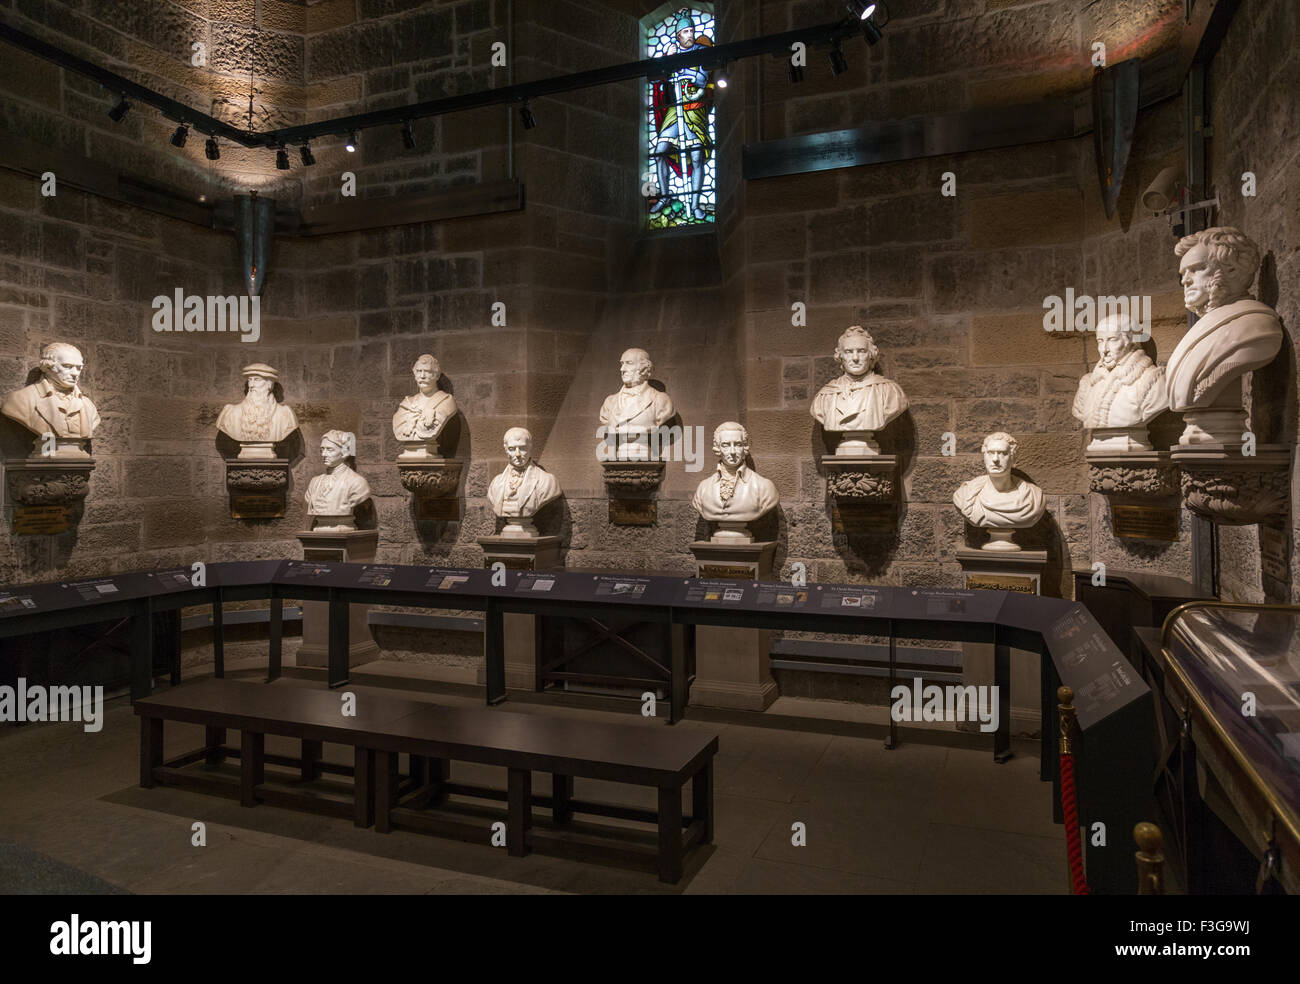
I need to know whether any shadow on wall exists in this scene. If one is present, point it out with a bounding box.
[1252,252,1295,603]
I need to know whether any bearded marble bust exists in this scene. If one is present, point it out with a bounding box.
[2,341,100,457]
[692,421,780,542]
[1166,226,1282,445]
[1072,313,1168,452]
[598,347,675,460]
[305,430,371,531]
[216,363,299,460]
[810,326,908,455]
[392,354,457,459]
[487,427,561,537]
[953,432,1045,551]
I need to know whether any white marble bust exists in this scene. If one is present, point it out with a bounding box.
[216,363,299,460]
[487,427,561,537]
[598,348,675,460]
[1166,227,1283,445]
[305,430,371,531]
[392,354,457,459]
[810,326,909,455]
[1072,313,1168,451]
[2,342,100,457]
[952,432,1045,551]
[692,421,780,543]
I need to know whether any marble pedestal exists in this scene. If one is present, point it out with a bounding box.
[1170,443,1290,525]
[822,455,899,533]
[225,457,290,518]
[477,535,562,691]
[4,456,95,535]
[601,459,665,525]
[687,540,778,711]
[295,529,380,670]
[1086,449,1179,541]
[956,547,1048,744]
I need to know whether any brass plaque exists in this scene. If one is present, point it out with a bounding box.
[416,497,459,521]
[698,563,755,581]
[304,548,346,562]
[965,572,1038,594]
[12,505,70,535]
[1110,503,1179,541]
[830,501,897,534]
[609,499,656,526]
[483,555,534,572]
[231,494,285,519]
[1261,522,1289,583]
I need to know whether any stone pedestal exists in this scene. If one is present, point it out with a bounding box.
[601,459,664,526]
[397,457,462,521]
[1086,449,1179,541]
[295,529,379,669]
[4,456,94,534]
[957,547,1047,740]
[225,458,290,518]
[687,540,778,711]
[477,536,563,691]
[822,454,899,532]
[1171,443,1289,526]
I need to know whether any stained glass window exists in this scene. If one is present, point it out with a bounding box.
[644,5,717,229]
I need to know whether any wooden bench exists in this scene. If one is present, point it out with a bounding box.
[135,680,717,883]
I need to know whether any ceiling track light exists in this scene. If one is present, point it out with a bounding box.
[204,136,220,161]
[401,119,416,149]
[170,123,188,148]
[275,146,290,170]
[345,130,358,152]
[299,143,315,166]
[828,41,848,76]
[519,102,537,130]
[108,96,130,122]
[847,1,877,19]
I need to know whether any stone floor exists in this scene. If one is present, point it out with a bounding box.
[0,671,1066,895]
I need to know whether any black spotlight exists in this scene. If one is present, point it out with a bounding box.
[401,120,416,149]
[861,16,883,45]
[345,130,358,152]
[275,147,290,170]
[204,136,220,161]
[299,143,315,166]
[828,42,848,75]
[170,124,188,148]
[519,102,537,130]
[108,97,130,122]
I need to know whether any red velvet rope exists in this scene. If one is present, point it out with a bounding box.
[1060,752,1090,895]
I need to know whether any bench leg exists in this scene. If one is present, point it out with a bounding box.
[657,784,684,884]
[428,758,449,806]
[552,773,574,825]
[204,726,226,766]
[240,731,264,807]
[375,751,396,834]
[693,760,714,844]
[407,754,426,786]
[301,739,322,781]
[140,717,162,788]
[354,747,374,828]
[507,769,532,857]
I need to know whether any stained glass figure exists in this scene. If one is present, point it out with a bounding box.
[645,6,717,229]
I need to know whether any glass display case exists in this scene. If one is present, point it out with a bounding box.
[1162,602,1300,893]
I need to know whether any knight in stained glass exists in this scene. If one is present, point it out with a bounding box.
[646,6,716,228]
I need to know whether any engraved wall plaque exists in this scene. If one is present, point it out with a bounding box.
[964,572,1039,594]
[699,563,756,581]
[231,494,286,519]
[609,499,656,525]
[416,497,460,521]
[1110,503,1179,541]
[12,505,70,535]
[830,500,898,534]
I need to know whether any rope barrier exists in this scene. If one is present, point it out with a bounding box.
[1058,686,1090,895]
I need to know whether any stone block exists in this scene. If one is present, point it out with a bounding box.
[971,310,1087,366]
[125,457,193,498]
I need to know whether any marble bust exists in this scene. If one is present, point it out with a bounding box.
[810,326,909,455]
[487,427,561,537]
[392,354,457,459]
[691,421,780,542]
[1072,313,1168,451]
[1166,226,1282,445]
[305,430,371,531]
[598,347,675,460]
[2,342,100,457]
[216,363,299,460]
[952,432,1045,551]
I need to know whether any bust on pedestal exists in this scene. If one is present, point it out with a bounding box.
[393,355,462,519]
[952,432,1045,552]
[599,348,674,524]
[688,422,781,712]
[217,363,298,517]
[2,342,99,533]
[479,427,562,571]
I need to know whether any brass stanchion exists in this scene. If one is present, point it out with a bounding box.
[1134,822,1165,895]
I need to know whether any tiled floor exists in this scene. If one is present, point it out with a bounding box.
[0,675,1067,894]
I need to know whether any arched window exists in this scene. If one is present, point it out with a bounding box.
[643,5,717,229]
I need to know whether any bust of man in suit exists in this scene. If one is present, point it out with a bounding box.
[810,326,908,455]
[598,348,675,460]
[2,342,100,457]
[305,430,371,531]
[392,354,457,458]
[487,427,561,537]
[692,421,779,542]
